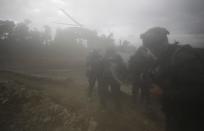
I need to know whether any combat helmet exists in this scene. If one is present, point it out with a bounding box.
[140,27,169,49]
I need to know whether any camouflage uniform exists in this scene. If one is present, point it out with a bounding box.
[101,49,126,109]
[128,46,155,106]
[141,27,204,131]
[86,50,102,97]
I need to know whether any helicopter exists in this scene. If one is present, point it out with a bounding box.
[54,8,114,50]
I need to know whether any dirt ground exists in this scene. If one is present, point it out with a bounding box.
[0,68,165,131]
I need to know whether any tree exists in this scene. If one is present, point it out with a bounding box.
[0,20,15,39]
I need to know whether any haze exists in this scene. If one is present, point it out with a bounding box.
[0,0,204,47]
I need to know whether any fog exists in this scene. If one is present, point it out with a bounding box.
[1,1,204,131]
[1,0,204,46]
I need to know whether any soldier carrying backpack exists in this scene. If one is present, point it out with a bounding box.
[140,27,204,131]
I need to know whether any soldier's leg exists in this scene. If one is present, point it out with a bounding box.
[110,80,121,109]
[140,86,145,105]
[98,83,109,108]
[132,84,137,103]
[165,112,180,131]
[162,101,181,131]
[132,82,140,105]
[88,74,97,97]
[142,85,151,109]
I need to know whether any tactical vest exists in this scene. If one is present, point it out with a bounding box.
[151,44,204,100]
[152,43,204,84]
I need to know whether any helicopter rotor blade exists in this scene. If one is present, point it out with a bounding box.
[53,22,80,27]
[60,8,82,27]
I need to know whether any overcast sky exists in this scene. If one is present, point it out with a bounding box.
[0,0,204,47]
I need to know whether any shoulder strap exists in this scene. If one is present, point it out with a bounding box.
[171,44,190,65]
[171,45,204,71]
[154,44,178,68]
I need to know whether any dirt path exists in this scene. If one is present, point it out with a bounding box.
[42,71,165,131]
[0,70,165,131]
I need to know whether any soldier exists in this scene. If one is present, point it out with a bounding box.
[86,50,102,97]
[140,27,204,131]
[128,46,155,107]
[101,48,126,109]
[96,57,109,108]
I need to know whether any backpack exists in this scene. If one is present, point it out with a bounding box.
[152,43,204,100]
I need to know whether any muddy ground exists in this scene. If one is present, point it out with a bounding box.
[0,67,165,131]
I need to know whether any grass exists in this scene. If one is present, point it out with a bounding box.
[0,69,165,131]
